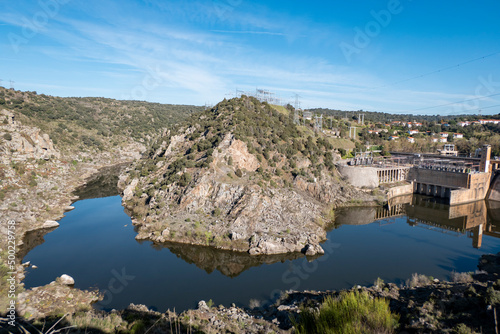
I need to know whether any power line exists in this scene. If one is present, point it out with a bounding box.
[403,92,500,113]
[376,51,500,89]
[479,104,500,111]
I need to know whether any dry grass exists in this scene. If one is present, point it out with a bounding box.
[406,273,432,288]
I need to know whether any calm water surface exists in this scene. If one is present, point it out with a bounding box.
[22,194,500,312]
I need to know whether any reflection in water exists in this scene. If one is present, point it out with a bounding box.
[18,227,56,262]
[369,195,500,249]
[73,163,130,201]
[20,163,129,263]
[151,241,316,278]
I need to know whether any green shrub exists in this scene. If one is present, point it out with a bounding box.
[178,172,192,187]
[292,290,399,334]
[213,207,221,217]
[235,168,243,177]
[3,133,12,141]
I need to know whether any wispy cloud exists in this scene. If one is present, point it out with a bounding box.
[210,30,287,36]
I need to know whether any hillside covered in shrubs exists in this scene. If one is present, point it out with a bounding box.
[0,87,202,154]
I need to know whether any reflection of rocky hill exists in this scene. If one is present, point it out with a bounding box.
[17,228,52,262]
[333,207,378,226]
[73,163,129,201]
[154,241,315,278]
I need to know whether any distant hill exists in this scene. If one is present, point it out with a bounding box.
[0,87,203,154]
[307,107,498,123]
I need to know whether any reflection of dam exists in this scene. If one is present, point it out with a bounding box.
[332,195,500,249]
[372,196,498,249]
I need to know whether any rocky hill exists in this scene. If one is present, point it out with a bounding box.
[120,96,372,256]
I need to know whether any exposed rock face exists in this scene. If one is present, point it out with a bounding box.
[212,134,260,171]
[122,178,139,201]
[131,175,328,255]
[0,109,60,161]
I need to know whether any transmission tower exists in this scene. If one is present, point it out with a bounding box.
[349,126,357,139]
[293,93,301,110]
[314,114,323,132]
[9,80,14,89]
[293,110,300,125]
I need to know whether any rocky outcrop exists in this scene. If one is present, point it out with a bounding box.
[17,279,101,320]
[212,133,260,171]
[0,109,60,161]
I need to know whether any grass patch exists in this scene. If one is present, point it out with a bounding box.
[292,290,399,334]
[406,273,432,288]
[451,271,473,283]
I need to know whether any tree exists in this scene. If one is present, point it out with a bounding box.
[178,173,192,187]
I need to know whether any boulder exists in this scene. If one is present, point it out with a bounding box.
[123,178,139,201]
[198,300,209,311]
[42,220,59,229]
[161,228,170,238]
[59,274,75,286]
[303,244,325,256]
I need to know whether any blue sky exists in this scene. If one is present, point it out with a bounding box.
[1,0,499,115]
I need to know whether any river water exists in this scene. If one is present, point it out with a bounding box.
[21,179,500,312]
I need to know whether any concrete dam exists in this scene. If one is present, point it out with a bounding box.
[338,145,500,205]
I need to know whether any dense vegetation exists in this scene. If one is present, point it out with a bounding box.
[0,87,202,151]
